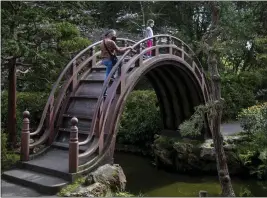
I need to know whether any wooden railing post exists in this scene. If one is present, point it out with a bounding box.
[71,60,77,91]
[21,111,30,161]
[91,46,96,66]
[152,37,157,56]
[48,95,55,144]
[181,43,185,60]
[69,117,79,173]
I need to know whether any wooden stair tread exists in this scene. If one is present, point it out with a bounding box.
[2,169,69,194]
[79,79,104,83]
[52,141,90,151]
[71,95,99,99]
[58,127,89,135]
[2,169,68,188]
[21,149,96,175]
[63,114,92,120]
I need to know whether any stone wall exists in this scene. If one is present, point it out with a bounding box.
[152,135,247,175]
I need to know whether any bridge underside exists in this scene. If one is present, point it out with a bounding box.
[133,60,209,138]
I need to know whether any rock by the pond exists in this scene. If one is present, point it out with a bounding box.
[60,164,127,197]
[152,135,244,175]
[85,164,126,192]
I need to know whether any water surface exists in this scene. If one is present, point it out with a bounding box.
[114,152,267,197]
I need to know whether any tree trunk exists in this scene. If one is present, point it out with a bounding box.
[7,57,17,149]
[207,2,235,197]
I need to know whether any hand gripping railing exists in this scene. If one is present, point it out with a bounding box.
[78,35,211,165]
[26,38,135,151]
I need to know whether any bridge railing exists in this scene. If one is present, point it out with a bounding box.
[77,35,211,169]
[21,38,135,158]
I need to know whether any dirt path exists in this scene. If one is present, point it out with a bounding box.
[220,121,243,136]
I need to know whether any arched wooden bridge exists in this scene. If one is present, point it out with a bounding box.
[3,35,211,194]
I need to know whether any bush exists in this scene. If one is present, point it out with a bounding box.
[237,103,267,180]
[221,70,267,121]
[1,91,49,139]
[238,102,267,133]
[1,132,20,171]
[117,90,162,147]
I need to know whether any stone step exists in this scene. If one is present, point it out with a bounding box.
[20,149,72,181]
[20,148,96,181]
[2,169,69,195]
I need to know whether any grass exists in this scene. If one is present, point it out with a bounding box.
[57,177,85,196]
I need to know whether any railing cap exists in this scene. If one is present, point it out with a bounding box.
[71,117,78,126]
[23,110,30,118]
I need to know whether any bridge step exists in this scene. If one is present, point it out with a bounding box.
[61,114,92,134]
[59,127,89,135]
[52,141,90,152]
[91,66,106,72]
[63,113,93,121]
[80,79,104,83]
[2,169,69,195]
[75,80,103,97]
[86,73,105,81]
[70,95,99,100]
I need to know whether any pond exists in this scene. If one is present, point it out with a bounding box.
[114,152,267,197]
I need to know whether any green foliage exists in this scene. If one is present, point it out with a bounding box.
[1,91,49,137]
[112,191,144,197]
[239,187,253,197]
[238,102,267,133]
[179,105,207,137]
[221,70,267,121]
[57,177,86,196]
[1,133,20,171]
[237,103,267,180]
[153,136,179,150]
[1,2,91,92]
[117,90,162,147]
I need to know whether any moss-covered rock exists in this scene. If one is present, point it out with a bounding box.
[58,164,127,197]
[67,182,110,197]
[152,135,243,175]
[85,164,126,192]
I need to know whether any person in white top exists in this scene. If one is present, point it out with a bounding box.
[145,19,154,56]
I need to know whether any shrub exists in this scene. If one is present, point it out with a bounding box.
[1,91,49,139]
[117,90,162,147]
[238,102,267,134]
[1,132,20,171]
[221,70,267,121]
[237,103,267,180]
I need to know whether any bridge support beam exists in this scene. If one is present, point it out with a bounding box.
[69,117,79,173]
[21,111,30,161]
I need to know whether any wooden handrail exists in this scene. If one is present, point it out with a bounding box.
[28,38,135,149]
[78,35,209,161]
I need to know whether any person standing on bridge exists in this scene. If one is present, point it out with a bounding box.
[145,19,154,57]
[100,29,133,80]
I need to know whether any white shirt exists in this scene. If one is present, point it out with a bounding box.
[145,26,153,38]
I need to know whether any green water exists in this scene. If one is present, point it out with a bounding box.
[114,152,267,197]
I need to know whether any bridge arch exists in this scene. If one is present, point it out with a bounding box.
[107,56,211,161]
[17,35,212,180]
[74,35,212,171]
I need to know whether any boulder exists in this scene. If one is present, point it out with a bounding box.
[84,164,126,192]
